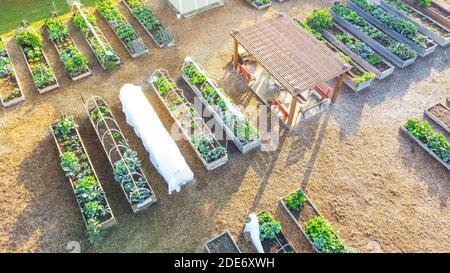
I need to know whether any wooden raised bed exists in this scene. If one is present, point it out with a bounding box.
[381,0,450,47]
[0,38,25,107]
[97,3,148,58]
[19,45,59,94]
[400,125,450,171]
[181,57,261,154]
[85,96,157,213]
[425,102,450,133]
[247,0,272,9]
[122,0,175,48]
[279,189,347,253]
[50,117,117,230]
[348,0,437,57]
[256,211,295,253]
[401,0,450,31]
[330,9,417,68]
[72,3,121,70]
[149,69,228,171]
[205,230,241,253]
[322,23,395,79]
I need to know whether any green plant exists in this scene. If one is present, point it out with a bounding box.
[54,115,76,140]
[305,216,347,253]
[83,201,109,219]
[284,190,305,211]
[31,63,56,88]
[305,9,333,33]
[404,118,449,163]
[183,64,206,86]
[155,75,176,96]
[251,0,272,6]
[60,46,89,77]
[0,40,5,53]
[192,135,226,162]
[413,0,432,7]
[15,27,43,48]
[336,33,382,66]
[87,218,105,243]
[44,17,69,43]
[258,212,281,240]
[233,119,258,144]
[60,151,80,177]
[354,71,375,88]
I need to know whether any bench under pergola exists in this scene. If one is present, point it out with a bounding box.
[230,13,350,126]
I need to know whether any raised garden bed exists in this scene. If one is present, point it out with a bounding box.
[247,0,272,9]
[401,0,450,31]
[331,3,417,68]
[85,96,157,213]
[72,2,120,70]
[50,115,116,243]
[96,0,148,58]
[0,38,25,107]
[122,0,175,48]
[181,57,261,154]
[149,69,228,171]
[401,118,450,171]
[381,0,450,46]
[322,23,395,79]
[256,211,295,253]
[425,102,450,133]
[44,15,91,81]
[15,24,59,93]
[205,230,241,253]
[280,189,351,253]
[349,0,437,57]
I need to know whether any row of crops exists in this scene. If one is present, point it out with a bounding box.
[0,0,174,107]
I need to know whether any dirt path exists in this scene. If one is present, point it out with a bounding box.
[0,0,449,253]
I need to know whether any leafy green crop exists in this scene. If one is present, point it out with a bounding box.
[87,218,105,243]
[60,46,89,77]
[414,0,432,8]
[404,118,450,163]
[305,9,333,33]
[305,216,347,253]
[258,212,281,240]
[44,17,69,43]
[336,33,382,66]
[193,135,226,163]
[54,115,76,140]
[155,75,176,96]
[60,151,80,177]
[31,63,56,89]
[284,190,305,211]
[15,27,43,48]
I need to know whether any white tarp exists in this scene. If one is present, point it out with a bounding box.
[244,213,264,253]
[119,84,194,194]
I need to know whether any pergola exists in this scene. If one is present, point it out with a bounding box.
[230,13,350,126]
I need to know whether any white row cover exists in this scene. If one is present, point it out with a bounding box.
[245,213,264,253]
[119,84,194,194]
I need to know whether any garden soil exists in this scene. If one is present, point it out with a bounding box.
[0,0,449,252]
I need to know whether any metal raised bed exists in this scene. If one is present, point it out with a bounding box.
[85,96,157,213]
[50,117,117,230]
[247,0,272,10]
[400,125,450,171]
[0,38,25,107]
[205,230,241,253]
[254,210,295,253]
[149,69,228,171]
[330,9,417,68]
[380,0,450,47]
[181,57,261,154]
[424,102,450,133]
[322,23,395,79]
[348,0,437,57]
[401,0,450,31]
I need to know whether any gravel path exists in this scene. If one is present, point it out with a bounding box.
[0,0,449,253]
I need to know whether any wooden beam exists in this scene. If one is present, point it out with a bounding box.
[287,94,298,126]
[331,73,345,104]
[233,39,239,69]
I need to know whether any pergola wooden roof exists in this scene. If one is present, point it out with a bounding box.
[230,13,350,95]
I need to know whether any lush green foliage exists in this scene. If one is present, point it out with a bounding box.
[0,56,13,78]
[336,33,382,66]
[60,151,81,177]
[352,0,430,48]
[305,9,333,33]
[404,118,450,163]
[60,46,89,77]
[155,75,176,96]
[305,216,347,253]
[414,0,432,7]
[251,0,272,6]
[284,190,305,211]
[44,17,69,43]
[0,40,5,53]
[31,63,56,89]
[331,3,416,60]
[183,64,206,85]
[15,27,43,48]
[193,135,227,163]
[54,115,76,140]
[354,71,376,88]
[258,212,281,240]
[87,218,105,243]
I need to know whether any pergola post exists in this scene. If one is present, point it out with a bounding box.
[233,38,239,69]
[331,73,345,104]
[287,94,298,126]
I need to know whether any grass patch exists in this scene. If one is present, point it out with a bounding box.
[0,0,96,35]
